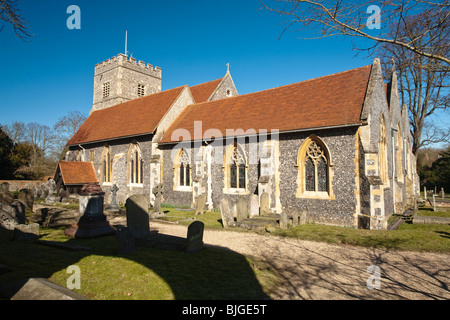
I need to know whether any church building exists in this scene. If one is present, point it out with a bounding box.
[64,53,419,230]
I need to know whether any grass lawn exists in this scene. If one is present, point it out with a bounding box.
[1,204,448,300]
[271,222,450,253]
[417,206,450,218]
[0,226,277,300]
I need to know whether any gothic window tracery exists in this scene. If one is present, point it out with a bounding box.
[297,136,333,199]
[228,143,246,190]
[128,143,143,185]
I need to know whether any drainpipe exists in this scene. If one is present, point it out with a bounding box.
[78,145,86,162]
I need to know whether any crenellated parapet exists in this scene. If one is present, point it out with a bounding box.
[95,53,162,79]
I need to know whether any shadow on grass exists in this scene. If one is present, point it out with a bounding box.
[0,223,270,300]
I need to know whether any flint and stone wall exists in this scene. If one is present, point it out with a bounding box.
[67,135,153,206]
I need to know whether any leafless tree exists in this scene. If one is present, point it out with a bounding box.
[0,0,31,40]
[261,0,450,67]
[377,8,449,155]
[25,122,56,166]
[3,121,26,144]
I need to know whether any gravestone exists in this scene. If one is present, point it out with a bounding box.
[220,198,234,228]
[442,187,445,200]
[125,194,150,239]
[424,186,427,199]
[40,184,48,199]
[18,189,34,212]
[0,190,15,205]
[46,179,57,203]
[115,226,135,255]
[299,210,308,225]
[107,184,120,211]
[65,184,115,239]
[185,221,204,253]
[152,183,163,214]
[292,210,299,227]
[236,196,248,221]
[260,192,270,216]
[14,223,40,242]
[0,201,26,231]
[1,182,10,192]
[0,181,14,205]
[194,194,207,216]
[249,194,259,218]
[33,186,41,200]
[279,211,288,229]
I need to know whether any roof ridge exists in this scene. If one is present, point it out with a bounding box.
[188,64,373,108]
[90,85,188,114]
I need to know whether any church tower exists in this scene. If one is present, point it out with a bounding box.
[91,53,162,112]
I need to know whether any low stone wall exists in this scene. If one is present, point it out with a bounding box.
[0,180,46,192]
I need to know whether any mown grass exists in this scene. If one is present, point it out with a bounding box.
[271,221,450,253]
[2,203,449,300]
[417,206,450,218]
[0,225,276,300]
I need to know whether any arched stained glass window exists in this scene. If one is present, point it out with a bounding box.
[229,143,246,190]
[297,136,333,198]
[179,149,191,187]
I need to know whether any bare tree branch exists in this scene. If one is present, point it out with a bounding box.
[0,0,32,40]
[261,0,450,66]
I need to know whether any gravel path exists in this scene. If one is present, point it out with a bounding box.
[110,217,450,300]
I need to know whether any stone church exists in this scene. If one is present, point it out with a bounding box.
[63,52,419,230]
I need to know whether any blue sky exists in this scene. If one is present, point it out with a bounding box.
[0,0,447,144]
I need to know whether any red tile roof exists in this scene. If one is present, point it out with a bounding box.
[189,78,223,103]
[160,65,372,144]
[56,161,98,185]
[67,86,187,146]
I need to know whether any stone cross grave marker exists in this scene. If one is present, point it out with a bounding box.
[108,184,120,211]
[152,183,163,214]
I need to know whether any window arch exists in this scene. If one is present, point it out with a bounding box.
[100,145,112,184]
[225,142,247,192]
[296,136,334,199]
[174,148,191,190]
[128,143,144,185]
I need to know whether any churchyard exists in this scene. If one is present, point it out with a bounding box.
[0,182,449,300]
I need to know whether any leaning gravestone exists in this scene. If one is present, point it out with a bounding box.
[249,194,259,218]
[18,189,34,212]
[260,192,270,216]
[185,221,204,253]
[194,194,207,216]
[125,194,151,239]
[220,198,234,228]
[236,196,248,221]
